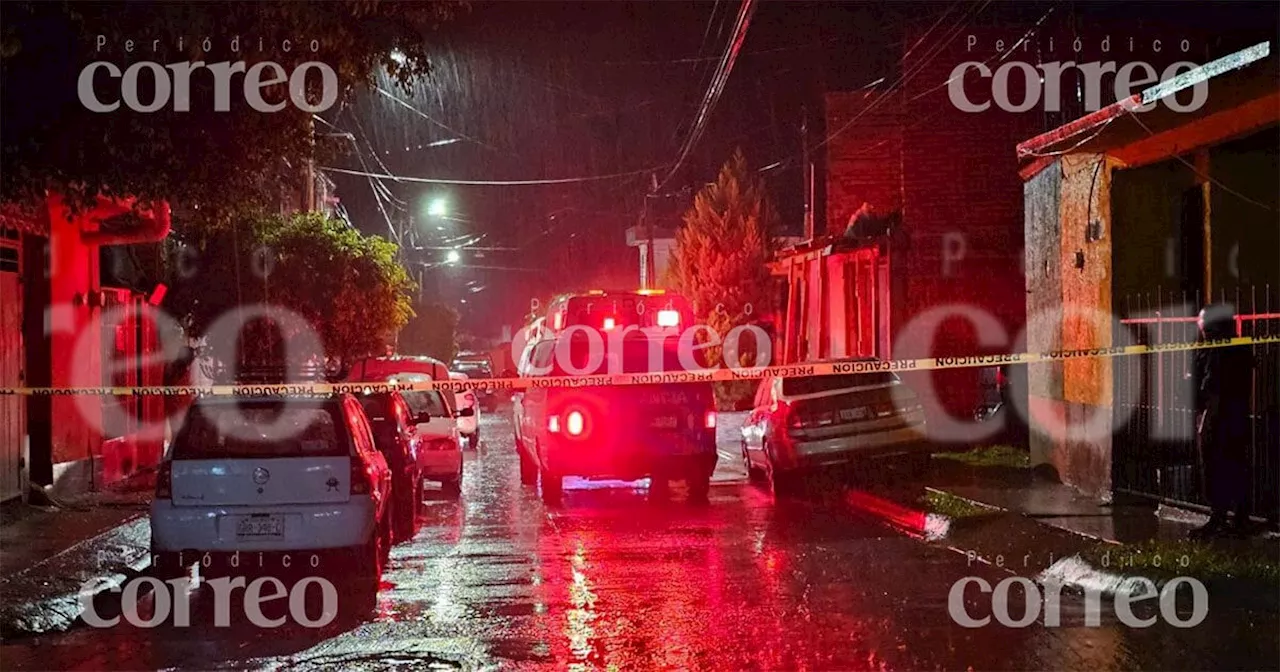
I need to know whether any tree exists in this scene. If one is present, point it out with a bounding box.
[669,150,778,408]
[165,210,415,366]
[398,301,460,363]
[1,1,462,215]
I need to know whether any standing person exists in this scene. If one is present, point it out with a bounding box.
[1189,304,1254,538]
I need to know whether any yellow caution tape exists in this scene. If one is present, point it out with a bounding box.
[1,336,1276,397]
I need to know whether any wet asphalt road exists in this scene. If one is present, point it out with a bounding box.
[2,412,1276,670]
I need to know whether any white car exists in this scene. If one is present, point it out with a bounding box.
[150,394,394,614]
[345,356,468,498]
[400,385,469,497]
[450,371,481,450]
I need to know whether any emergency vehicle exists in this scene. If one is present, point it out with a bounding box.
[514,289,717,505]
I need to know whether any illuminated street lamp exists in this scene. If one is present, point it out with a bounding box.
[427,197,448,218]
[445,249,461,264]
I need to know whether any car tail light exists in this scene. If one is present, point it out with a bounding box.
[566,410,585,436]
[782,402,800,427]
[548,415,561,433]
[704,410,717,429]
[155,461,172,499]
[350,457,374,495]
[656,310,680,327]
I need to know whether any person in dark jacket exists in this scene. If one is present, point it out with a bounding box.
[1189,304,1254,538]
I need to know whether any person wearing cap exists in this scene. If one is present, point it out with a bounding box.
[1189,303,1254,538]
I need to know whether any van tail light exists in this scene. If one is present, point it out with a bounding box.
[155,461,172,499]
[350,457,374,495]
[704,410,717,429]
[548,415,561,433]
[566,410,585,436]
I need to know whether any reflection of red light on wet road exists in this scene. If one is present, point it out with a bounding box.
[844,490,950,541]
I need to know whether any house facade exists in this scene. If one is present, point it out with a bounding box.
[775,28,1044,423]
[1018,42,1278,509]
[1,195,171,502]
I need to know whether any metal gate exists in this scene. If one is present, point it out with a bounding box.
[0,227,24,501]
[1113,288,1279,518]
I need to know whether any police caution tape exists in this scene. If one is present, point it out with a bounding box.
[1,336,1275,397]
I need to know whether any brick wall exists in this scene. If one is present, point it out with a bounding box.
[823,91,903,237]
[894,27,1041,418]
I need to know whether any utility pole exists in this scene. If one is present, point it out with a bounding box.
[801,106,814,241]
[644,173,659,289]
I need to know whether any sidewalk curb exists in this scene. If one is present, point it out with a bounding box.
[921,486,1158,597]
[0,514,152,640]
[922,485,1279,604]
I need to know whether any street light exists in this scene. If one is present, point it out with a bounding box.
[427,197,448,218]
[445,249,461,264]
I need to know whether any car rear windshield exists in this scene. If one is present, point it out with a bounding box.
[402,390,451,417]
[455,363,491,377]
[357,394,398,429]
[782,371,898,396]
[171,400,349,459]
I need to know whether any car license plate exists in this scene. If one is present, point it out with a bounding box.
[650,415,679,430]
[839,407,868,421]
[236,514,284,538]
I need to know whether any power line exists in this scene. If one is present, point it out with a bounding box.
[321,165,670,186]
[759,0,1056,174]
[654,0,759,192]
[374,85,503,154]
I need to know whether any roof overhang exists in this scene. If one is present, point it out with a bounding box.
[1018,41,1278,179]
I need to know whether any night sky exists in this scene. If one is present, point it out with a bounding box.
[326,0,1276,339]
[326,0,909,337]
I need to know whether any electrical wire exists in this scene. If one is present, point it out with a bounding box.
[759,0,1054,173]
[654,0,759,192]
[1127,113,1276,212]
[374,85,502,154]
[320,165,671,186]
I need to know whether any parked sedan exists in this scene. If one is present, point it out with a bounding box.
[356,391,424,543]
[741,368,929,494]
[401,386,472,497]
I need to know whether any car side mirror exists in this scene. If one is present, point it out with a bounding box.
[455,407,475,418]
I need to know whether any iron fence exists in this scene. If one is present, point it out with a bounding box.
[1113,286,1279,520]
